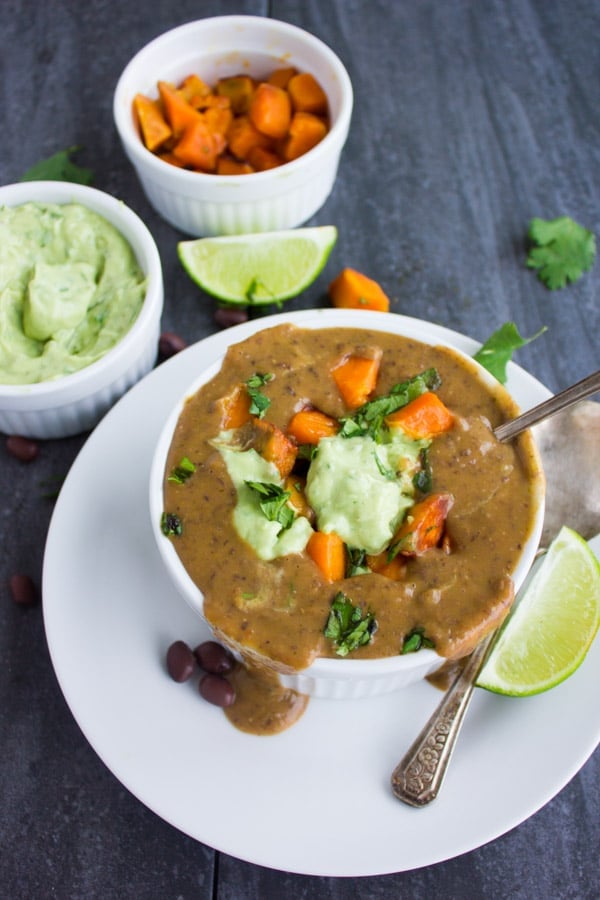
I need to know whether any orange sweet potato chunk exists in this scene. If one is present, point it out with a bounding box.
[281,112,327,162]
[287,72,328,115]
[133,94,172,152]
[249,82,292,139]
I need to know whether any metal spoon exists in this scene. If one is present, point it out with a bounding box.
[391,373,600,808]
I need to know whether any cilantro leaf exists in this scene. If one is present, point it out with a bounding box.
[526,216,596,289]
[401,627,435,654]
[413,447,432,493]
[346,547,370,577]
[245,372,273,417]
[340,369,441,442]
[473,322,546,384]
[245,480,295,531]
[324,591,377,656]
[161,512,183,536]
[167,456,196,484]
[20,146,94,185]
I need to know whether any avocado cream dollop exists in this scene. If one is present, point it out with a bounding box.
[217,427,426,561]
[0,201,146,384]
[306,431,424,555]
[217,442,314,561]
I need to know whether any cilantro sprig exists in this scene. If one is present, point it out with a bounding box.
[167,456,196,484]
[161,512,183,536]
[401,627,435,654]
[339,368,441,442]
[473,322,546,384]
[324,591,377,656]
[346,547,370,577]
[20,146,94,185]
[245,372,273,418]
[527,216,596,290]
[245,481,295,531]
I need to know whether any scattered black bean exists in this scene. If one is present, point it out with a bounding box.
[166,640,196,682]
[6,435,40,462]
[159,331,187,359]
[10,574,38,606]
[199,672,236,707]
[214,306,249,329]
[194,640,235,675]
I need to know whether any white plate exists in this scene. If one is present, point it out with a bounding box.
[43,310,600,877]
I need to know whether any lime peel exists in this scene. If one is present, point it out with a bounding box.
[476,526,600,696]
[177,226,338,305]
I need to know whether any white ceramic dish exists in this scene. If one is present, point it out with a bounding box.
[42,315,599,876]
[148,310,545,699]
[113,16,353,236]
[0,181,163,438]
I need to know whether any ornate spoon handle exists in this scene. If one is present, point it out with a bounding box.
[391,633,494,807]
[493,369,600,442]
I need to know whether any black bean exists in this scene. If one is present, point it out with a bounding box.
[194,640,235,675]
[10,574,38,606]
[214,306,249,329]
[159,331,187,359]
[166,640,196,682]
[199,672,236,707]
[6,435,40,462]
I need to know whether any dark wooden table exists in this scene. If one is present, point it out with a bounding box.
[2,1,598,896]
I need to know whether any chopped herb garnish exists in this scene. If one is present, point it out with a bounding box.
[245,480,295,531]
[161,512,183,536]
[245,372,273,417]
[296,443,318,461]
[339,369,441,442]
[346,547,370,577]
[324,591,377,656]
[413,447,432,493]
[20,146,94,185]
[167,456,196,484]
[401,627,435,654]
[473,322,546,384]
[373,449,396,480]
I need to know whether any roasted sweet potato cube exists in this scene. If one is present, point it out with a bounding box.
[287,72,328,115]
[133,94,172,152]
[216,156,254,175]
[237,418,298,477]
[178,74,212,107]
[158,80,202,137]
[218,384,253,428]
[391,493,454,557]
[247,146,284,171]
[172,119,219,171]
[280,112,327,162]
[267,66,298,89]
[226,115,273,161]
[216,75,256,114]
[365,551,407,581]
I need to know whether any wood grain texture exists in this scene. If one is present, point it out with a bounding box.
[0,0,597,897]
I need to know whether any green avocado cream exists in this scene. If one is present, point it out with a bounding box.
[217,441,314,561]
[306,431,424,555]
[0,201,146,384]
[216,427,427,561]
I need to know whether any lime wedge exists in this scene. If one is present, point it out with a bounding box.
[178,226,337,305]
[476,526,600,696]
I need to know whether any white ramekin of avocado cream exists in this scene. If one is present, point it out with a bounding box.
[0,181,163,439]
